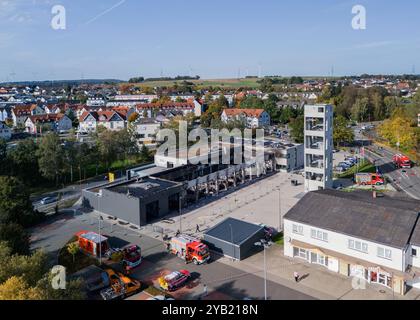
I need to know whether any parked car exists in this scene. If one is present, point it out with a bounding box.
[40,196,58,205]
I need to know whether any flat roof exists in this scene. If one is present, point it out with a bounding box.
[284,190,420,249]
[204,217,264,246]
[106,177,181,199]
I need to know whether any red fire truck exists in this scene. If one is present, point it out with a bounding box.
[393,154,412,169]
[167,235,210,265]
[355,173,384,186]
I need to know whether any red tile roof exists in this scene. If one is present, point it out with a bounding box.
[223,108,265,117]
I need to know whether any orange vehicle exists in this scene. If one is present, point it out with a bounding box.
[167,235,210,265]
[100,269,141,300]
[75,230,109,258]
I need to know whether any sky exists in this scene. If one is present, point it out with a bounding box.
[1,0,420,81]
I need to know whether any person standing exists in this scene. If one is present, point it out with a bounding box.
[203,284,208,297]
[294,272,300,283]
[196,224,200,233]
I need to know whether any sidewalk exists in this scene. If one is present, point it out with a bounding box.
[217,245,420,300]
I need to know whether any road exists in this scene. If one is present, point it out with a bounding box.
[354,123,420,200]
[32,174,126,212]
[29,210,316,300]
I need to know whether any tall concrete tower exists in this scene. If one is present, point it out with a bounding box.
[304,104,333,192]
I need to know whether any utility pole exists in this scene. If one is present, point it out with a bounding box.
[179,193,182,234]
[278,183,282,232]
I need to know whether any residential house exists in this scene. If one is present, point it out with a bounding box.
[221,108,271,128]
[0,121,12,140]
[135,101,203,118]
[44,104,62,114]
[78,111,126,133]
[25,114,72,134]
[11,104,44,127]
[284,189,420,295]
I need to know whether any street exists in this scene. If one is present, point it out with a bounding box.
[354,123,420,200]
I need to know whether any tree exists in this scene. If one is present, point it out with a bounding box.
[128,112,139,123]
[333,116,354,147]
[0,139,7,176]
[8,139,39,186]
[289,115,304,143]
[0,223,30,255]
[0,176,40,227]
[239,96,265,109]
[351,97,370,122]
[67,242,79,263]
[139,145,152,162]
[37,133,65,185]
[0,276,42,300]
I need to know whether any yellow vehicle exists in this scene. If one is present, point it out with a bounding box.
[100,269,141,300]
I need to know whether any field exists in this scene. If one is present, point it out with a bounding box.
[132,77,261,89]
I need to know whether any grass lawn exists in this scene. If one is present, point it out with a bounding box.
[338,159,376,179]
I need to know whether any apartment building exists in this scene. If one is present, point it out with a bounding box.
[221,109,271,128]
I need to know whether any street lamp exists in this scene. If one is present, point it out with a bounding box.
[98,215,104,265]
[254,239,270,300]
[278,183,282,232]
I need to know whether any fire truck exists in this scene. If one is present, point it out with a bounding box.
[393,154,412,169]
[355,173,384,186]
[167,235,210,265]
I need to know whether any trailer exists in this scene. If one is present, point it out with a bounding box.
[75,231,109,258]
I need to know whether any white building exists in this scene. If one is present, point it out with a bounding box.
[133,118,161,146]
[0,121,12,140]
[25,114,72,134]
[284,189,420,295]
[78,111,126,133]
[269,141,304,172]
[304,104,333,192]
[221,109,271,128]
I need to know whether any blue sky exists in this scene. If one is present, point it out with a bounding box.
[1,0,420,81]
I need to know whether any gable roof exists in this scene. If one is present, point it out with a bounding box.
[284,190,420,249]
[27,113,67,124]
[79,110,126,123]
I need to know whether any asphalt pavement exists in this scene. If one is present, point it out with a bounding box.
[29,209,316,300]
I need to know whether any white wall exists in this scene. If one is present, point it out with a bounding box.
[283,219,405,272]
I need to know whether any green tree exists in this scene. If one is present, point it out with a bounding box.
[333,116,354,147]
[139,145,152,162]
[8,139,39,186]
[37,133,65,185]
[0,176,40,227]
[239,96,265,109]
[0,223,30,255]
[351,97,370,122]
[67,242,79,263]
[289,115,304,143]
[0,139,7,176]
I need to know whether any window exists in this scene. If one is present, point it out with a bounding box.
[412,248,418,257]
[348,239,368,253]
[311,229,328,242]
[292,224,303,235]
[377,247,392,260]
